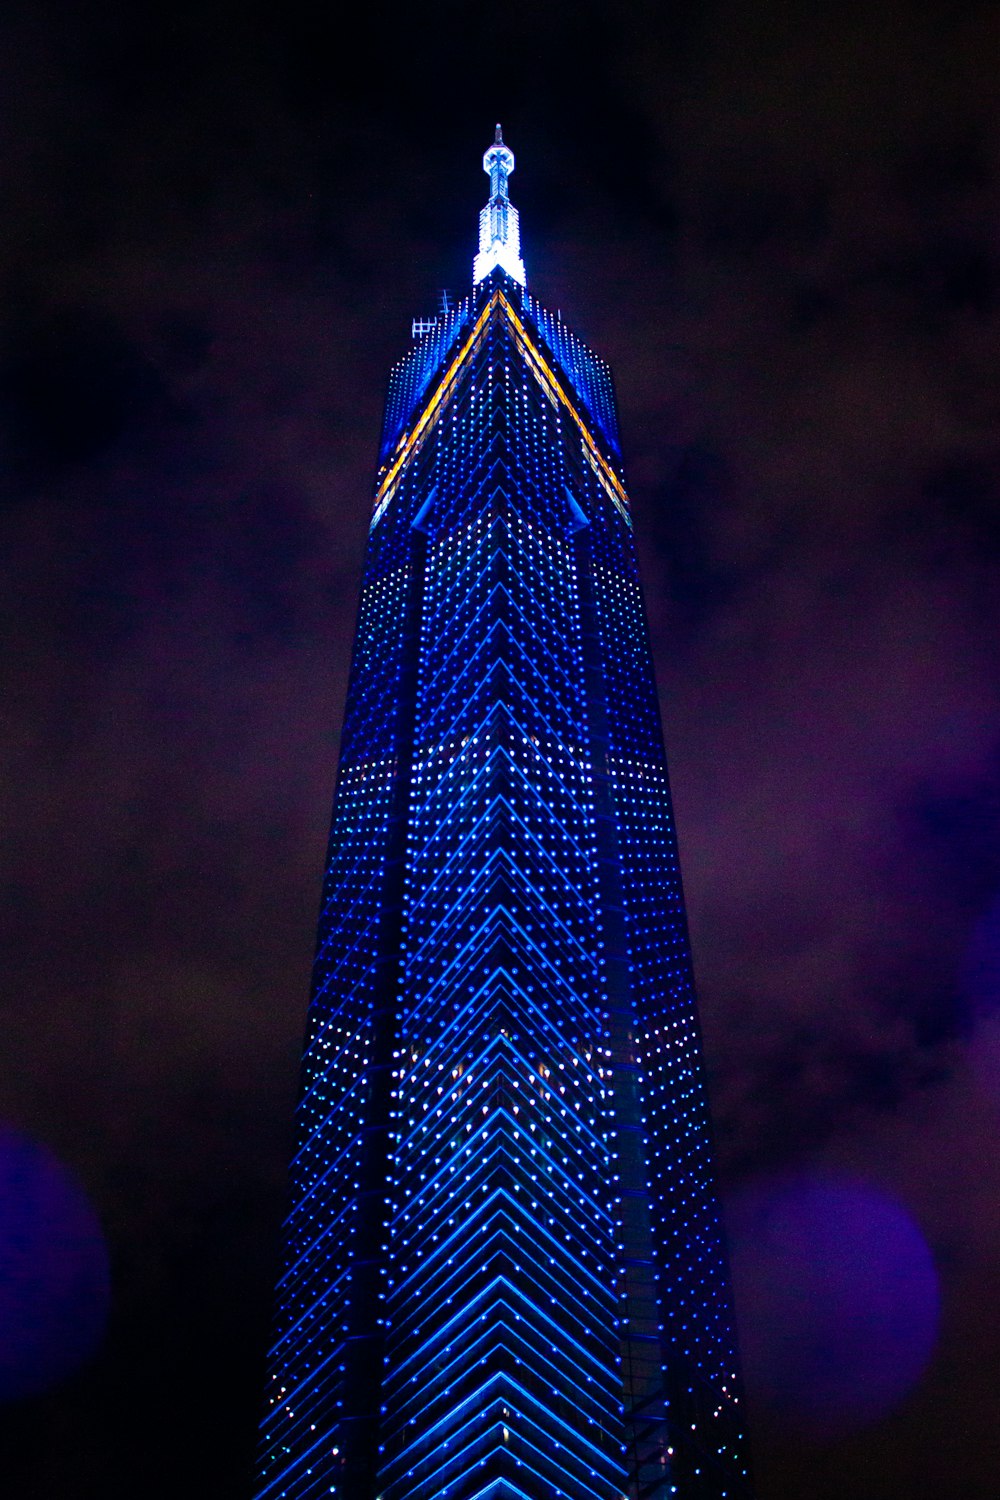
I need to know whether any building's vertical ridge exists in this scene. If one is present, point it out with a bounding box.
[253,133,752,1500]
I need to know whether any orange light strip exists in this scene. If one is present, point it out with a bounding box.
[499,293,632,526]
[371,294,499,527]
[371,287,631,530]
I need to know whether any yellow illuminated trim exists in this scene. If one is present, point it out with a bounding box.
[371,287,631,530]
[498,293,632,526]
[371,295,498,526]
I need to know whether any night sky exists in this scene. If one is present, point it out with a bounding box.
[3,2,1000,1496]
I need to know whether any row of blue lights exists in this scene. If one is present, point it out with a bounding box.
[254,272,750,1500]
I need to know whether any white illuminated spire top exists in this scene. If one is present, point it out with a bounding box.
[473,124,526,288]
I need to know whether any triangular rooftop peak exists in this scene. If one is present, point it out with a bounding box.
[473,124,526,288]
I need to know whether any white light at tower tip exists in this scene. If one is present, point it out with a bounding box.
[472,123,526,287]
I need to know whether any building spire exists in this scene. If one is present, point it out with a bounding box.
[473,123,526,288]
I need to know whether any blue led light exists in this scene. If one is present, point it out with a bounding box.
[253,133,753,1500]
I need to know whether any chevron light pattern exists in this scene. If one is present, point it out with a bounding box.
[253,256,752,1500]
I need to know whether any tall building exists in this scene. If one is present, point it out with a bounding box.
[254,129,752,1500]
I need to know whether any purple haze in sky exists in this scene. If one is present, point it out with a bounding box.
[727,1174,940,1437]
[962,897,1000,1103]
[0,1127,110,1402]
[964,894,1000,1015]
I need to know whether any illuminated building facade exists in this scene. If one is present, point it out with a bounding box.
[254,129,752,1500]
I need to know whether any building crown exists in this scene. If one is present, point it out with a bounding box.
[473,123,526,288]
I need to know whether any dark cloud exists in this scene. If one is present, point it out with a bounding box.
[0,309,173,476]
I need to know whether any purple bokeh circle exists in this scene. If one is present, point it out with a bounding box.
[726,1173,939,1436]
[0,1125,110,1401]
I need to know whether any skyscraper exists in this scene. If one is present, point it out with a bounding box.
[254,129,752,1500]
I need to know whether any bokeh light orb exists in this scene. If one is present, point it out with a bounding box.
[0,1125,110,1401]
[726,1173,939,1436]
